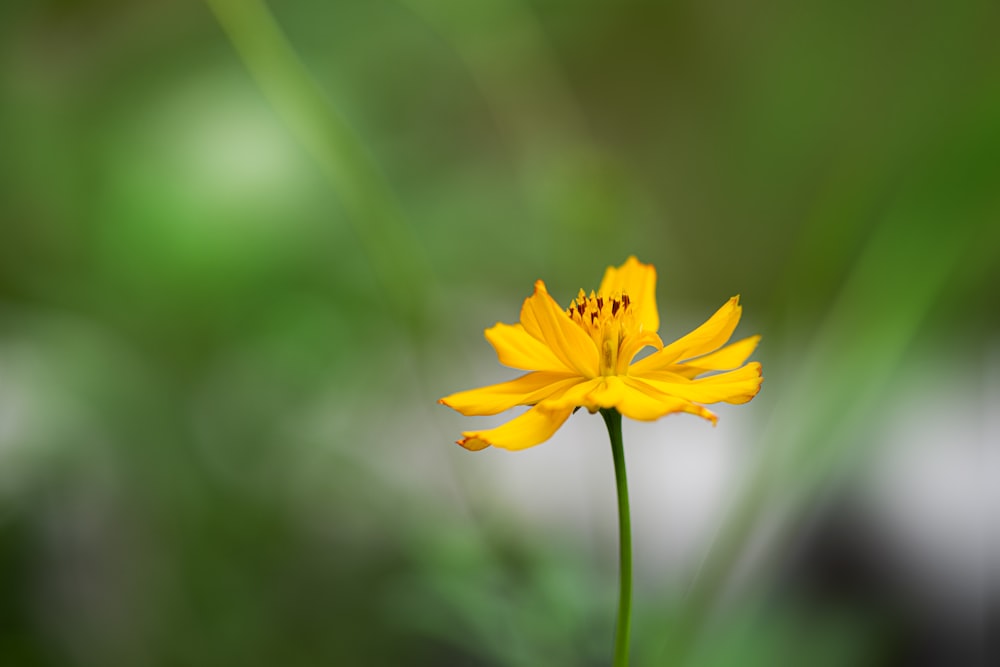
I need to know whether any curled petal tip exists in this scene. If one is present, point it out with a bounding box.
[700,406,720,425]
[457,437,490,451]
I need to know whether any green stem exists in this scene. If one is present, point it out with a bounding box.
[601,408,631,667]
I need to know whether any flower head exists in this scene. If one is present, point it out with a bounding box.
[439,257,762,450]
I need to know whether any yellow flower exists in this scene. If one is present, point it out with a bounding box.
[439,257,763,451]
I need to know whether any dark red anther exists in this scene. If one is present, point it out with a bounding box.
[596,297,604,311]
[611,299,620,316]
[622,294,630,309]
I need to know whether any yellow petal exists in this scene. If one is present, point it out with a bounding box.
[546,374,715,422]
[635,362,763,405]
[617,330,664,373]
[596,376,718,423]
[519,280,599,377]
[538,377,604,412]
[670,335,761,378]
[629,296,742,374]
[598,256,659,332]
[457,404,574,451]
[439,372,584,416]
[586,375,629,408]
[485,322,568,372]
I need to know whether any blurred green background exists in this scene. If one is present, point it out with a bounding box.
[1,0,998,665]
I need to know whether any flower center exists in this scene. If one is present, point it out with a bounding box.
[566,289,636,376]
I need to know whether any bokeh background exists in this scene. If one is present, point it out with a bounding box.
[1,0,998,665]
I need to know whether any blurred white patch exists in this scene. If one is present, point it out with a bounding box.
[146,68,304,195]
[863,340,1000,609]
[0,309,121,503]
[179,97,301,204]
[625,407,748,588]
